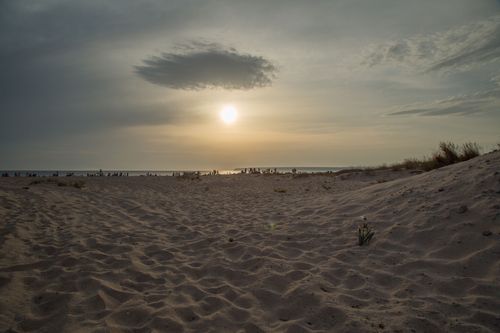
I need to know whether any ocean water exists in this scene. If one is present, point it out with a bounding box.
[1,167,345,177]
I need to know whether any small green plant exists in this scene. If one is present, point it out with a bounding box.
[268,222,277,231]
[358,223,374,246]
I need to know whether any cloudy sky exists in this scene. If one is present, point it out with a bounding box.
[1,0,499,170]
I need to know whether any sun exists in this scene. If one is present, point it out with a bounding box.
[220,105,238,124]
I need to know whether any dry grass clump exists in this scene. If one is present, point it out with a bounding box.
[29,178,85,189]
[335,168,364,176]
[461,142,482,160]
[389,141,481,172]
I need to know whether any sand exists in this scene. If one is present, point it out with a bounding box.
[0,152,499,332]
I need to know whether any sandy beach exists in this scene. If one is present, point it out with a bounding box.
[1,152,499,332]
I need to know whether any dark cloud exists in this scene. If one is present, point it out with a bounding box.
[135,43,277,90]
[363,15,500,73]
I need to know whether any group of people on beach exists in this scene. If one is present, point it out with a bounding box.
[241,168,280,174]
[86,170,130,177]
[2,172,39,177]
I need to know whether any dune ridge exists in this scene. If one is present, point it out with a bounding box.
[0,152,499,332]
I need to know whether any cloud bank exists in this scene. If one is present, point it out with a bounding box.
[363,15,500,73]
[135,43,277,90]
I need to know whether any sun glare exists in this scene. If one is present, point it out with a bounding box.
[220,105,238,124]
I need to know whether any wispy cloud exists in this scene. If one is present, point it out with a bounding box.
[388,75,500,116]
[135,42,277,90]
[363,15,500,73]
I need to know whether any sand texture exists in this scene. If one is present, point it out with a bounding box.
[1,152,500,332]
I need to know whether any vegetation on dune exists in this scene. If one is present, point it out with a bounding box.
[331,141,484,183]
[388,141,481,172]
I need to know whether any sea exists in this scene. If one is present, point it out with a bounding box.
[1,167,346,177]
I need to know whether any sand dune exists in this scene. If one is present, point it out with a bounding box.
[1,152,499,332]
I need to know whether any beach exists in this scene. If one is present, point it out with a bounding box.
[1,151,499,332]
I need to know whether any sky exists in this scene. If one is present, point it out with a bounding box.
[1,0,499,170]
